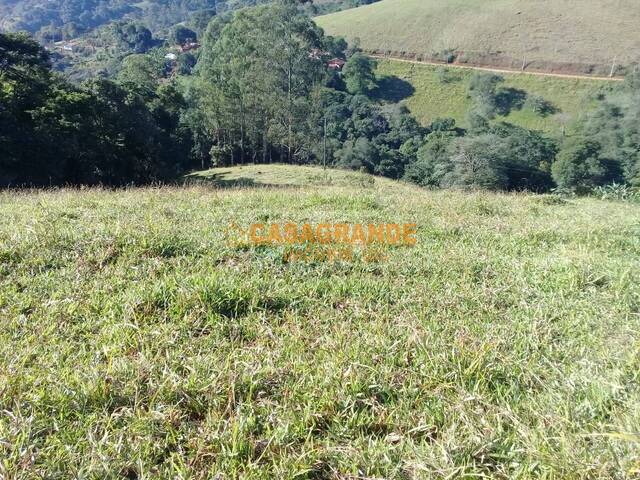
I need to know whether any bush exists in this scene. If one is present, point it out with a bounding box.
[436,67,455,84]
[468,73,504,118]
[593,183,640,202]
[552,138,622,193]
[430,117,456,132]
[403,131,457,187]
[524,94,557,117]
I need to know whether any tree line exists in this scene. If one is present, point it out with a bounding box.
[0,32,195,185]
[1,0,639,191]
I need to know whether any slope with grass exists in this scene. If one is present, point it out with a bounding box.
[316,0,640,76]
[1,165,640,477]
[184,163,384,188]
[374,58,614,135]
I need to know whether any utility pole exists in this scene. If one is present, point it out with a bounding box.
[323,114,327,170]
[610,55,617,78]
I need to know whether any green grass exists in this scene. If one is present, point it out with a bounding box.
[1,165,640,478]
[316,0,640,74]
[185,163,385,188]
[375,59,613,135]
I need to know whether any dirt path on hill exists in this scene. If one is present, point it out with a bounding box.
[370,54,625,82]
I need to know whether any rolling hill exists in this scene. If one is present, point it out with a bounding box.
[316,0,640,76]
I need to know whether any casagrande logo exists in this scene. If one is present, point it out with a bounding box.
[225,222,417,262]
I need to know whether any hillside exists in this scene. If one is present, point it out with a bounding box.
[0,0,217,39]
[316,0,640,76]
[374,58,613,135]
[2,165,640,477]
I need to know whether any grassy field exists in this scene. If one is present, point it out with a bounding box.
[316,0,640,75]
[1,165,640,478]
[374,59,613,135]
[184,164,383,188]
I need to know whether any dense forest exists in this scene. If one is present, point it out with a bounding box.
[1,0,638,191]
[0,0,379,40]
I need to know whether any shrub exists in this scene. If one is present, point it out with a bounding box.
[524,94,557,116]
[552,138,622,193]
[468,73,504,118]
[593,183,640,202]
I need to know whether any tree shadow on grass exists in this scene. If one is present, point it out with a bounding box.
[372,75,415,103]
[495,87,528,116]
[183,175,277,188]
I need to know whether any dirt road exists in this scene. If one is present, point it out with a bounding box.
[370,54,625,82]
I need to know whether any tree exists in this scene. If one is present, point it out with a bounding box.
[342,52,377,95]
[189,9,217,38]
[490,122,555,191]
[552,138,622,193]
[567,77,640,188]
[109,22,154,54]
[335,137,377,171]
[1,32,53,185]
[404,131,457,187]
[443,135,509,190]
[117,54,163,96]
[196,0,327,165]
[468,72,504,118]
[261,0,327,163]
[169,25,197,46]
[0,32,193,186]
[430,117,456,132]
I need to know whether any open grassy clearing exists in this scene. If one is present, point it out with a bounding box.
[1,165,640,478]
[184,164,387,188]
[375,59,613,135]
[316,0,640,75]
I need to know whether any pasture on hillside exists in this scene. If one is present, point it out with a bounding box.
[1,165,639,478]
[374,59,613,135]
[316,0,640,75]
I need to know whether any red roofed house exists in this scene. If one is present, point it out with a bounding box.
[328,58,346,70]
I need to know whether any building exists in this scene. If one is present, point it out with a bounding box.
[180,42,200,53]
[327,58,346,70]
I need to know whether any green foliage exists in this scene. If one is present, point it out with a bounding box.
[0,32,194,186]
[552,138,621,193]
[108,21,154,53]
[196,1,333,164]
[490,122,556,191]
[169,25,197,45]
[117,53,164,95]
[343,52,377,95]
[430,117,456,131]
[593,182,640,202]
[435,66,456,84]
[468,72,504,118]
[404,131,458,187]
[553,73,640,191]
[0,0,217,41]
[443,134,510,190]
[2,4,638,194]
[0,0,215,78]
[373,58,610,136]
[524,93,557,116]
[404,121,555,191]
